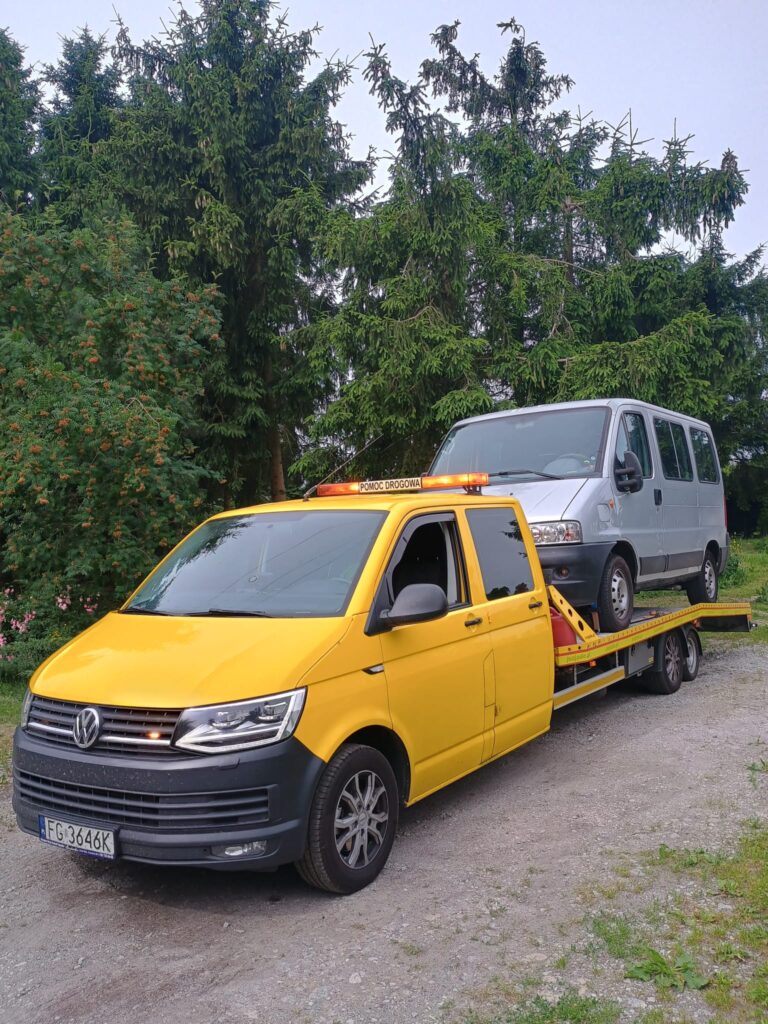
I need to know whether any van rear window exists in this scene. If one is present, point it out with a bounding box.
[653,419,694,481]
[690,428,719,483]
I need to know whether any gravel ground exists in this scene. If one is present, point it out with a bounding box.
[1,643,766,1024]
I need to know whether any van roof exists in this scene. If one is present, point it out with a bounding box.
[450,398,712,430]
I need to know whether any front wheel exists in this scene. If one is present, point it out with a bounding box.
[597,553,634,632]
[685,550,719,604]
[296,743,398,894]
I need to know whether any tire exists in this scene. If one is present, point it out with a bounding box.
[597,553,634,632]
[296,743,398,894]
[644,630,685,694]
[685,549,718,605]
[682,629,701,682]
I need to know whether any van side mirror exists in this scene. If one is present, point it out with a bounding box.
[379,583,448,630]
[615,450,644,493]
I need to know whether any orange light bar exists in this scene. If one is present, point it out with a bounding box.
[315,472,489,497]
[421,472,489,489]
[317,481,362,497]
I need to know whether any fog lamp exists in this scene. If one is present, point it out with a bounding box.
[213,841,267,858]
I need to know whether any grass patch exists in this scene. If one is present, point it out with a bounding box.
[647,823,768,1020]
[590,912,641,960]
[0,680,24,784]
[747,758,768,788]
[636,536,768,645]
[469,991,620,1024]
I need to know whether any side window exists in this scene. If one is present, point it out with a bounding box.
[654,418,694,481]
[389,518,466,608]
[615,413,652,477]
[466,508,535,601]
[670,423,693,481]
[690,428,719,483]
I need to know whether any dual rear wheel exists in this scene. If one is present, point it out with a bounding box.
[643,628,700,694]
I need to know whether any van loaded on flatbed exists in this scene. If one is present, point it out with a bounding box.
[12,473,752,893]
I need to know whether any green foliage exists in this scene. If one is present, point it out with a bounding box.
[40,28,122,219]
[625,948,709,990]
[0,7,766,675]
[487,990,620,1024]
[0,29,39,204]
[0,211,221,674]
[101,0,371,502]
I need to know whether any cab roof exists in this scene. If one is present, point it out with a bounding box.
[211,491,516,520]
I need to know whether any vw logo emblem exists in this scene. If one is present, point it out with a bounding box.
[72,707,101,749]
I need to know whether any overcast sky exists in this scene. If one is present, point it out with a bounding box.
[7,0,767,260]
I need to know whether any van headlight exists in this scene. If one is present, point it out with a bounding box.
[529,521,582,545]
[173,688,306,753]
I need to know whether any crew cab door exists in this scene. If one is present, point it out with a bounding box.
[462,505,554,758]
[370,512,492,802]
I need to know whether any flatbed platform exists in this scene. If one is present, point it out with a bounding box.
[548,587,753,710]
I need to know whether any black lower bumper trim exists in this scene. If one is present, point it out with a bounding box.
[536,542,614,607]
[12,728,325,870]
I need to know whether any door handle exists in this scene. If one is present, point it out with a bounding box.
[654,488,663,506]
[528,599,543,610]
[464,616,482,628]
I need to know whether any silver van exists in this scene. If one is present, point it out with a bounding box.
[429,399,729,630]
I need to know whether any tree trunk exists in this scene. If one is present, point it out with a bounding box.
[264,355,286,502]
[563,199,575,286]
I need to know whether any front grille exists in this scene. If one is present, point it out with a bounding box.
[26,696,186,757]
[14,769,271,831]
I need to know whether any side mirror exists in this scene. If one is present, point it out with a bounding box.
[615,450,644,493]
[379,583,448,630]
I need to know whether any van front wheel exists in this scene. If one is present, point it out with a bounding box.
[597,553,634,632]
[296,743,398,894]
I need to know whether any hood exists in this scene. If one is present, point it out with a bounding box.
[30,612,350,709]
[482,477,589,520]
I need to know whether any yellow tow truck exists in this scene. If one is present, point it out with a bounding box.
[12,473,752,893]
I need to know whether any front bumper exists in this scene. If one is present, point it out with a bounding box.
[12,728,325,870]
[536,542,613,607]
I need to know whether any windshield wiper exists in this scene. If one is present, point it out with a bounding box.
[490,468,564,480]
[122,606,171,616]
[205,608,274,618]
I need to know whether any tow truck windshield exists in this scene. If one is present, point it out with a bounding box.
[430,407,610,480]
[124,510,386,618]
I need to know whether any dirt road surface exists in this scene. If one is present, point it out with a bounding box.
[1,644,766,1024]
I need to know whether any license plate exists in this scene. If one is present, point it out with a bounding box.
[38,815,116,860]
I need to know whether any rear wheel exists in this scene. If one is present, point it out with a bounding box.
[682,629,701,681]
[644,630,685,694]
[597,553,634,632]
[685,550,718,605]
[296,743,398,894]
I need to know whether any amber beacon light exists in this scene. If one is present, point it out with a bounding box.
[316,473,488,497]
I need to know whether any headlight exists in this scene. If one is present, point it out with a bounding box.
[529,520,582,545]
[173,688,306,754]
[20,687,33,728]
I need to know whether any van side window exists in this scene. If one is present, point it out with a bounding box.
[615,413,653,477]
[654,418,694,481]
[466,508,534,600]
[690,428,719,483]
[390,518,466,608]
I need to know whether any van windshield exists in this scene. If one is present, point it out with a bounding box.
[430,407,610,481]
[124,510,386,618]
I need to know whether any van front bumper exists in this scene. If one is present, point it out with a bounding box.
[536,542,613,607]
[12,727,325,870]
